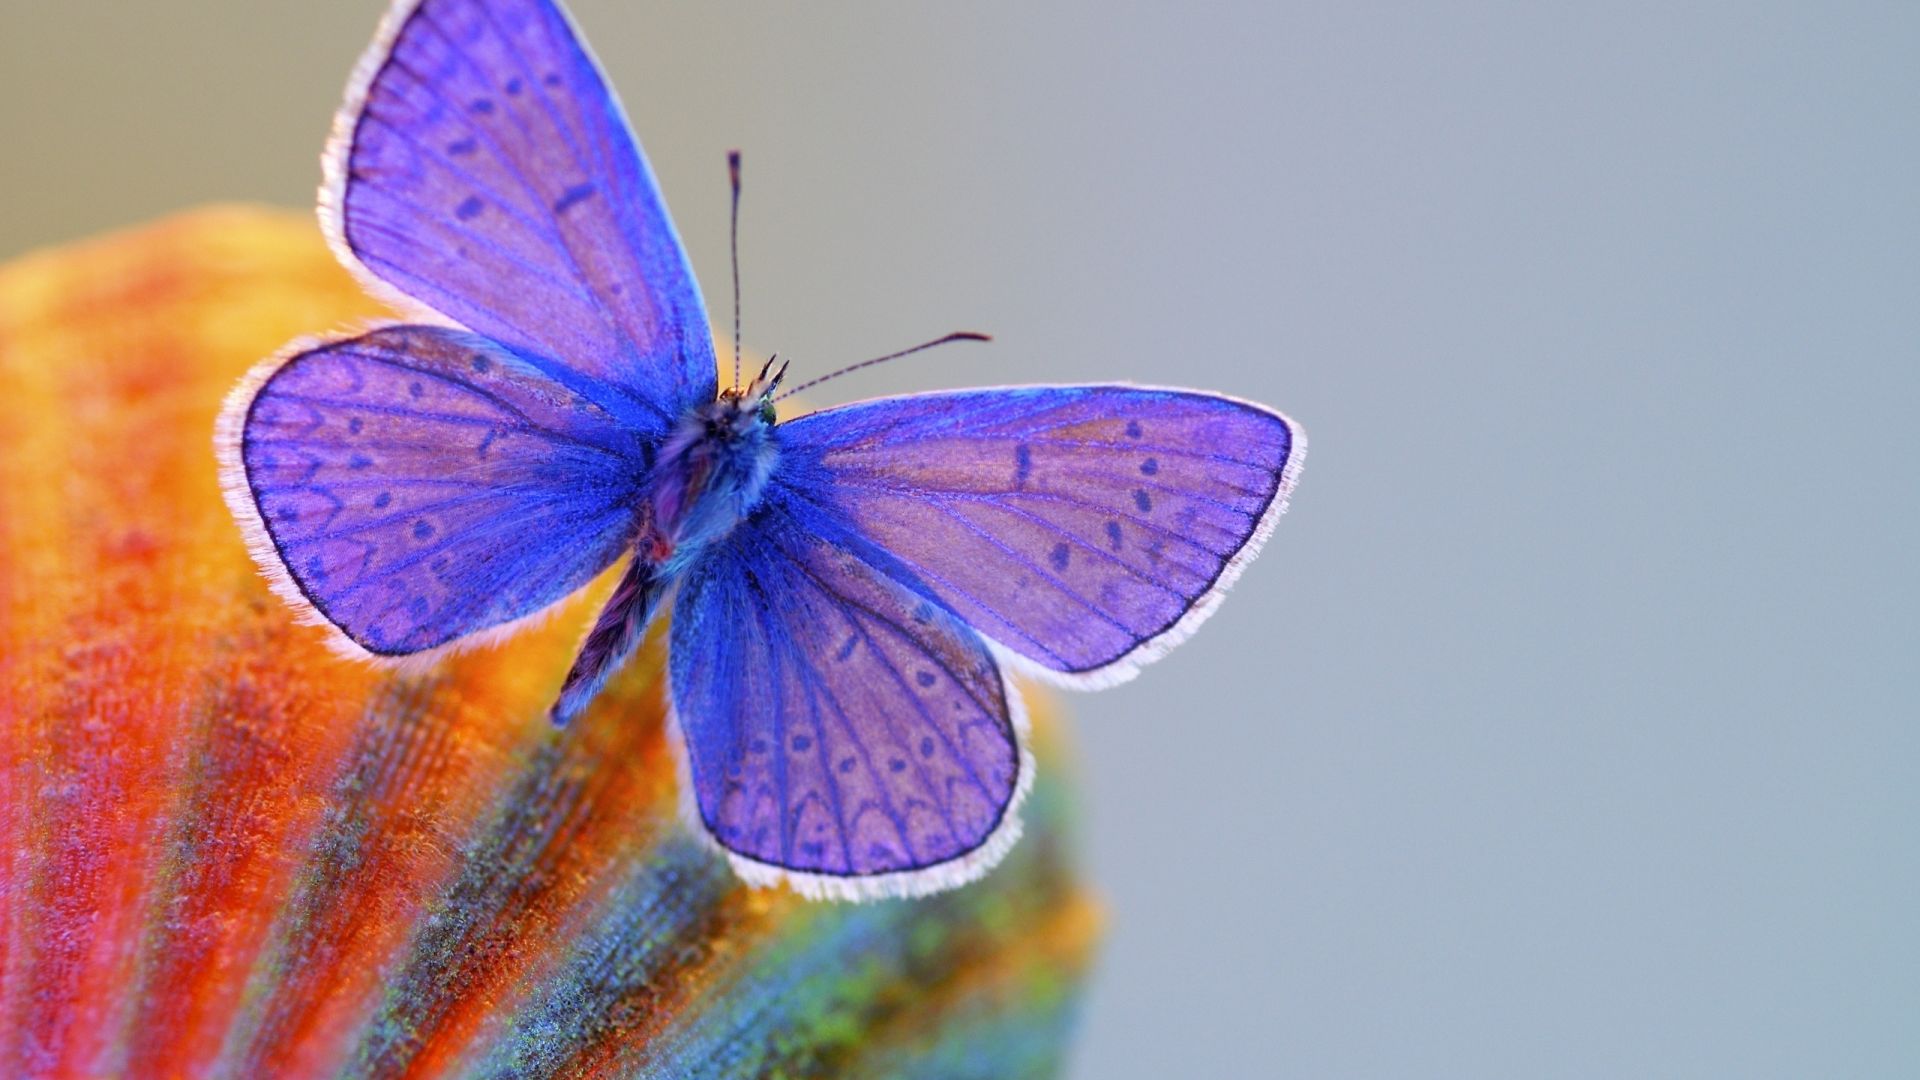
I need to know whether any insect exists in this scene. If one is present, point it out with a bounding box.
[216,0,1305,900]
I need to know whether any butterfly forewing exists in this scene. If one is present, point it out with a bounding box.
[775,386,1302,682]
[331,0,714,431]
[224,326,645,656]
[670,497,1026,899]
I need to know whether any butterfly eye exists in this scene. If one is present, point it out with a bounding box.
[758,399,777,425]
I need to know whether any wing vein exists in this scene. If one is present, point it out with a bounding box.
[778,571,922,865]
[772,482,1074,668]
[920,501,1141,639]
[392,12,639,359]
[783,546,1002,807]
[823,479,1237,560]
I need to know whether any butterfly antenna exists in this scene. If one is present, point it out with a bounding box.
[728,149,744,391]
[777,332,992,401]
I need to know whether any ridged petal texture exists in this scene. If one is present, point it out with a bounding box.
[0,207,1099,1080]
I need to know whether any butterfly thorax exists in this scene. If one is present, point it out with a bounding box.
[638,389,780,575]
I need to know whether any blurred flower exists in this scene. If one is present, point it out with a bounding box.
[0,208,1098,1079]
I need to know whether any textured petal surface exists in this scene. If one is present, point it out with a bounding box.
[332,0,714,430]
[671,496,1025,894]
[0,208,1097,1080]
[227,325,645,655]
[777,386,1302,678]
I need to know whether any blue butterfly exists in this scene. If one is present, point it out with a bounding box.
[216,0,1304,900]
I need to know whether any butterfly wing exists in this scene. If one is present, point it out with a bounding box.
[326,0,713,434]
[668,495,1029,900]
[773,385,1304,686]
[216,325,646,659]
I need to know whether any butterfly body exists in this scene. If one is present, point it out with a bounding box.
[217,0,1305,899]
[550,373,784,723]
[642,381,782,577]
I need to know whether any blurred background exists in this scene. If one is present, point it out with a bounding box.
[4,3,1916,1076]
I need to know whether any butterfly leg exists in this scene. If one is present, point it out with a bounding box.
[550,556,667,725]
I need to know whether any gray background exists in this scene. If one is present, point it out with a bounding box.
[4,3,1915,1076]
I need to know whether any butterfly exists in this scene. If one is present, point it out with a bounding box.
[215,0,1304,901]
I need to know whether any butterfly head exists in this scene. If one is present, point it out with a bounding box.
[715,354,788,433]
[668,354,786,498]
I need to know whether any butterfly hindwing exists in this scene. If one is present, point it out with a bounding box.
[328,0,714,433]
[669,494,1029,900]
[218,325,646,658]
[774,385,1304,685]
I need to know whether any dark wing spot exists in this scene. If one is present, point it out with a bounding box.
[408,381,425,398]
[838,757,856,774]
[889,758,907,774]
[277,504,299,523]
[1141,457,1160,475]
[373,491,391,509]
[1014,444,1032,487]
[446,137,477,156]
[305,557,326,581]
[469,98,494,114]
[750,738,769,755]
[802,840,825,859]
[347,417,363,435]
[504,77,522,95]
[835,636,858,662]
[543,72,563,87]
[915,671,937,688]
[349,453,373,470]
[407,595,430,618]
[1049,542,1070,571]
[919,737,935,758]
[476,430,499,459]
[470,353,491,373]
[553,182,597,214]
[1126,420,1144,438]
[1105,520,1123,550]
[456,195,484,221]
[792,734,812,752]
[412,520,434,540]
[1134,488,1153,513]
